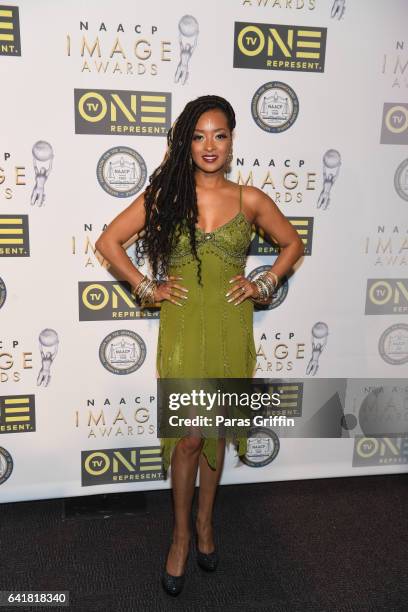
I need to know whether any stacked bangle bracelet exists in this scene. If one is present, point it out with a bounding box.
[131,275,157,307]
[251,270,279,305]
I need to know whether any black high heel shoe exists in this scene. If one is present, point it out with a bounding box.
[196,533,219,572]
[161,544,189,596]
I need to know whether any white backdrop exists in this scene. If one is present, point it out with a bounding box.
[1,0,407,503]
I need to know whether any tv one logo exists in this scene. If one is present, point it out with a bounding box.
[81,446,164,486]
[0,5,21,56]
[0,215,30,257]
[352,437,408,466]
[0,395,36,433]
[233,22,327,72]
[74,89,171,136]
[365,279,408,315]
[78,281,159,320]
[249,217,312,256]
[380,103,408,145]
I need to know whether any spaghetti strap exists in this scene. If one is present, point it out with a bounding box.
[239,184,243,212]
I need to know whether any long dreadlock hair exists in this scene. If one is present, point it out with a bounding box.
[135,95,236,285]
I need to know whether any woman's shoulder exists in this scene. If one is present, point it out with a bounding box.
[223,180,263,200]
[240,184,265,202]
[234,184,267,223]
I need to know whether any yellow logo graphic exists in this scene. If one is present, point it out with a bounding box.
[0,6,21,56]
[0,215,30,257]
[250,217,313,255]
[81,446,164,485]
[74,89,171,136]
[234,22,326,72]
[79,281,159,320]
[0,395,35,433]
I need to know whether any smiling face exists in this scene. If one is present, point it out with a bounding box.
[190,108,232,174]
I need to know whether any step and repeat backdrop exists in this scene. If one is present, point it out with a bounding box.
[1,0,407,503]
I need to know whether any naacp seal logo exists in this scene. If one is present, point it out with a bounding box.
[0,277,6,310]
[378,324,408,366]
[251,81,299,133]
[97,147,147,198]
[99,330,147,374]
[359,385,408,436]
[247,265,288,311]
[240,427,280,468]
[394,159,408,202]
[0,447,13,485]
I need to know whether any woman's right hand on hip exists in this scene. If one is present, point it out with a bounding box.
[154,275,189,306]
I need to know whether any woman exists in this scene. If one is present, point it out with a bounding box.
[95,95,304,596]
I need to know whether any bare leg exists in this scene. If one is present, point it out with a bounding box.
[196,438,226,553]
[166,435,204,576]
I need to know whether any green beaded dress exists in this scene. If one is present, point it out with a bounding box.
[157,186,256,473]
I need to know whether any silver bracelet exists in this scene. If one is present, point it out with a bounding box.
[251,271,278,305]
